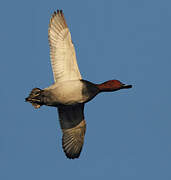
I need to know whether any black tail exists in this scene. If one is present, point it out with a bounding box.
[25,88,44,109]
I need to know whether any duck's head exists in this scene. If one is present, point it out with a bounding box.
[97,80,132,92]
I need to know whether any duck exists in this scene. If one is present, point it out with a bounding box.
[25,10,132,159]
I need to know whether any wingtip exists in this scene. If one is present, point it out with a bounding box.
[62,136,82,159]
[52,9,62,15]
[55,9,63,15]
[63,146,82,159]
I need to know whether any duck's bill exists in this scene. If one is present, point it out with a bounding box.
[122,84,132,89]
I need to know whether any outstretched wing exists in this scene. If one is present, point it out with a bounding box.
[48,10,82,82]
[58,104,86,159]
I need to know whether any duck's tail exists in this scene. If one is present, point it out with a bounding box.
[25,88,44,109]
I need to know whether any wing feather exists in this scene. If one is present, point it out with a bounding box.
[58,104,86,159]
[48,10,82,82]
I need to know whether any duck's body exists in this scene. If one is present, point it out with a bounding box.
[26,10,132,159]
[43,80,99,106]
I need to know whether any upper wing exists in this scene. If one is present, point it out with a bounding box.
[57,104,86,159]
[48,10,82,82]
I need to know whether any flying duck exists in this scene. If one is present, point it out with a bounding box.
[26,10,132,159]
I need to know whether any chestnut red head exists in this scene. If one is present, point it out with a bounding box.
[97,80,132,92]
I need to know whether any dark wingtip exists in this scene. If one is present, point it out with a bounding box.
[64,150,81,159]
[56,9,63,15]
[62,142,82,160]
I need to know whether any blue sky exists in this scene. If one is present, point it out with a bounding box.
[0,0,171,179]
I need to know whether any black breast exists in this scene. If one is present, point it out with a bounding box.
[81,79,99,103]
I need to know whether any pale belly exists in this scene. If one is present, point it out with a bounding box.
[44,80,96,106]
